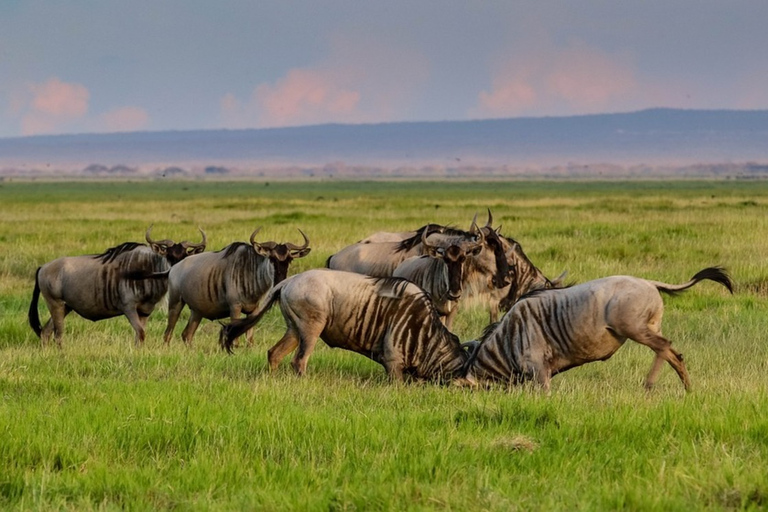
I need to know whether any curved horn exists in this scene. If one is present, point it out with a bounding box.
[485,208,493,229]
[249,227,263,247]
[181,227,207,249]
[285,229,310,251]
[421,225,438,251]
[467,219,485,251]
[145,224,174,246]
[469,213,479,234]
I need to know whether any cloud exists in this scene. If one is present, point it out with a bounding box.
[472,42,640,118]
[100,106,150,132]
[20,77,90,135]
[220,36,429,128]
[252,68,360,127]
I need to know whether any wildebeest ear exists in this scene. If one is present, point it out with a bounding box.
[550,270,568,287]
[150,243,167,256]
[252,245,271,257]
[188,245,205,255]
[291,247,311,258]
[470,245,483,256]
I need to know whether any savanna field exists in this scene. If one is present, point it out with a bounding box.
[1,179,767,511]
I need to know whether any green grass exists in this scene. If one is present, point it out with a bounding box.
[1,179,768,510]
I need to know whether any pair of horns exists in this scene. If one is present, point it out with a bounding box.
[421,220,484,252]
[250,227,310,251]
[469,209,493,234]
[146,225,207,249]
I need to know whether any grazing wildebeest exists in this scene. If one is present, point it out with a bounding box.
[463,267,733,392]
[163,228,310,346]
[219,269,470,382]
[393,227,488,329]
[28,226,207,347]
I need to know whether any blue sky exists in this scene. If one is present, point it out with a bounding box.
[1,1,767,138]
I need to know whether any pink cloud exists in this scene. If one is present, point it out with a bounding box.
[20,77,90,135]
[101,106,150,132]
[254,68,361,127]
[220,36,429,129]
[473,42,640,118]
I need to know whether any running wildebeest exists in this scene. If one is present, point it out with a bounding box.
[219,269,470,381]
[28,226,207,347]
[163,228,310,346]
[462,267,733,392]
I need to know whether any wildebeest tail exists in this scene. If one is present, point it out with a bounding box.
[123,269,171,280]
[219,285,283,354]
[28,267,43,338]
[652,266,733,296]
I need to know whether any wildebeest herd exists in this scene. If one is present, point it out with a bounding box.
[28,211,733,392]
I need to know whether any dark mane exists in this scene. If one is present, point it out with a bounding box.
[479,321,502,343]
[517,284,573,302]
[220,242,251,258]
[93,242,145,264]
[395,224,468,253]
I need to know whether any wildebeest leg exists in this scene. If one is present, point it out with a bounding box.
[291,330,321,376]
[164,295,185,344]
[444,304,459,331]
[267,328,300,371]
[634,329,691,391]
[124,309,147,345]
[43,301,69,348]
[489,303,499,324]
[644,355,665,391]
[181,311,203,346]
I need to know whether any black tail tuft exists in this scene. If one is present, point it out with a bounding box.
[219,288,282,354]
[692,266,734,294]
[28,267,43,338]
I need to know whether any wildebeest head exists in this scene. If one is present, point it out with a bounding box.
[421,223,484,301]
[145,225,207,265]
[498,236,565,310]
[250,228,311,285]
[480,226,512,289]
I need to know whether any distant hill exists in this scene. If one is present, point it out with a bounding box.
[1,109,768,178]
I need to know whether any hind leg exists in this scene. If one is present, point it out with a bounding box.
[43,301,69,348]
[181,311,203,346]
[291,333,321,376]
[164,294,185,344]
[267,328,300,371]
[635,329,691,391]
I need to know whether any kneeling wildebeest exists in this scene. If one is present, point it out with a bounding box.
[463,267,733,392]
[219,269,469,382]
[163,228,310,347]
[28,226,207,347]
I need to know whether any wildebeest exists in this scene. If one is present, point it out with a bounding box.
[393,227,487,329]
[326,222,472,277]
[219,269,469,381]
[486,234,564,321]
[163,228,310,346]
[28,226,207,347]
[463,267,733,392]
[328,213,511,323]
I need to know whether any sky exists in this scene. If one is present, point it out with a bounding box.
[1,1,767,138]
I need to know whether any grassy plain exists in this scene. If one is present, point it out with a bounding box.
[1,179,767,511]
